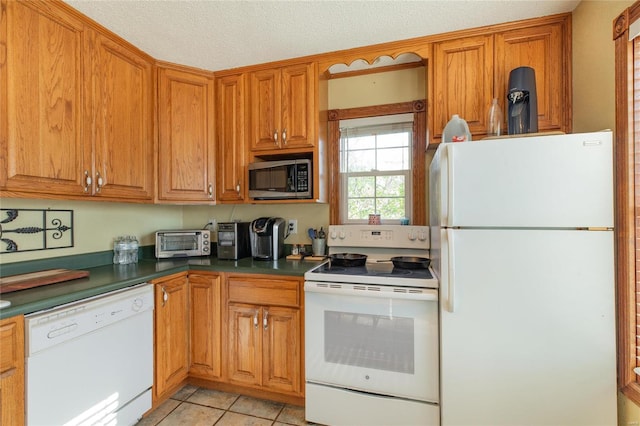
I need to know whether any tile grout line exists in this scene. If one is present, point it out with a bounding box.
[148,386,306,426]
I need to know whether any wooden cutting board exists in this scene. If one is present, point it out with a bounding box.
[0,269,90,294]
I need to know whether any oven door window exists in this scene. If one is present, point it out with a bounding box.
[162,235,197,251]
[324,310,415,374]
[305,288,439,403]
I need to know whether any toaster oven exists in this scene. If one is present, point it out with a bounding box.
[155,230,211,258]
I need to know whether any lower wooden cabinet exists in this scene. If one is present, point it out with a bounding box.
[189,272,222,379]
[0,315,25,426]
[226,275,302,396]
[153,272,189,402]
[151,271,304,403]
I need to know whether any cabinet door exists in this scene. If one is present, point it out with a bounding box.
[227,303,262,386]
[250,68,281,151]
[262,306,300,394]
[0,315,24,426]
[0,0,87,196]
[433,35,494,139]
[494,23,566,132]
[158,67,215,202]
[154,274,189,400]
[189,273,222,379]
[216,73,246,202]
[86,29,154,200]
[281,63,315,149]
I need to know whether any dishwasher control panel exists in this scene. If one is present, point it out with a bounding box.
[25,283,153,356]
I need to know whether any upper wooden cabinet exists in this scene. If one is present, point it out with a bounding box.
[0,0,154,201]
[157,65,215,203]
[249,63,316,152]
[0,0,87,197]
[84,28,154,200]
[432,15,571,141]
[494,23,566,132]
[433,35,494,137]
[2,0,570,203]
[216,73,247,202]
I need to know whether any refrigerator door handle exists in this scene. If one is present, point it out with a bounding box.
[441,144,454,227]
[445,228,456,312]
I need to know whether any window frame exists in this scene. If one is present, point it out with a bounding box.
[613,1,640,405]
[327,100,427,225]
[339,118,414,224]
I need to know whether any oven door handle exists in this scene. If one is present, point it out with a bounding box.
[304,282,438,301]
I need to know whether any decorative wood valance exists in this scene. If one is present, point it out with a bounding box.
[327,100,426,122]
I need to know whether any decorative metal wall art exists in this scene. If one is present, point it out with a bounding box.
[0,209,74,254]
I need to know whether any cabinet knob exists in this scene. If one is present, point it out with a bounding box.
[273,130,278,144]
[236,182,241,193]
[161,286,168,307]
[96,171,104,193]
[282,129,287,145]
[263,310,269,330]
[208,183,213,198]
[83,170,92,193]
[253,310,259,328]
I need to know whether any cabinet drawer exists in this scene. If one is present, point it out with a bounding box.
[227,276,300,307]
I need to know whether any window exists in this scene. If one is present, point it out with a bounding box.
[326,100,427,225]
[339,115,413,223]
[614,1,640,405]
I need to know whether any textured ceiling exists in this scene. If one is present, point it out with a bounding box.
[63,0,581,72]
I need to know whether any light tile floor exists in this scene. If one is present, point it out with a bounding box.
[136,385,313,426]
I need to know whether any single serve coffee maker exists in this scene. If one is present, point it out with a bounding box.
[249,217,286,260]
[507,66,538,135]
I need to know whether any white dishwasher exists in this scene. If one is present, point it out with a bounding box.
[25,283,154,426]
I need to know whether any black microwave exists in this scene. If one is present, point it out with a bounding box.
[248,159,312,200]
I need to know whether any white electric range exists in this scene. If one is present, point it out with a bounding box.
[304,225,440,426]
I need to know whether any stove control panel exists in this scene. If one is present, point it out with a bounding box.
[328,225,429,249]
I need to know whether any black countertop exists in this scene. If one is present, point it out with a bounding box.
[0,255,322,320]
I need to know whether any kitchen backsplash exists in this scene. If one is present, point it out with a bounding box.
[0,198,329,265]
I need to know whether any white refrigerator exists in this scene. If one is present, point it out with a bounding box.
[429,131,617,426]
